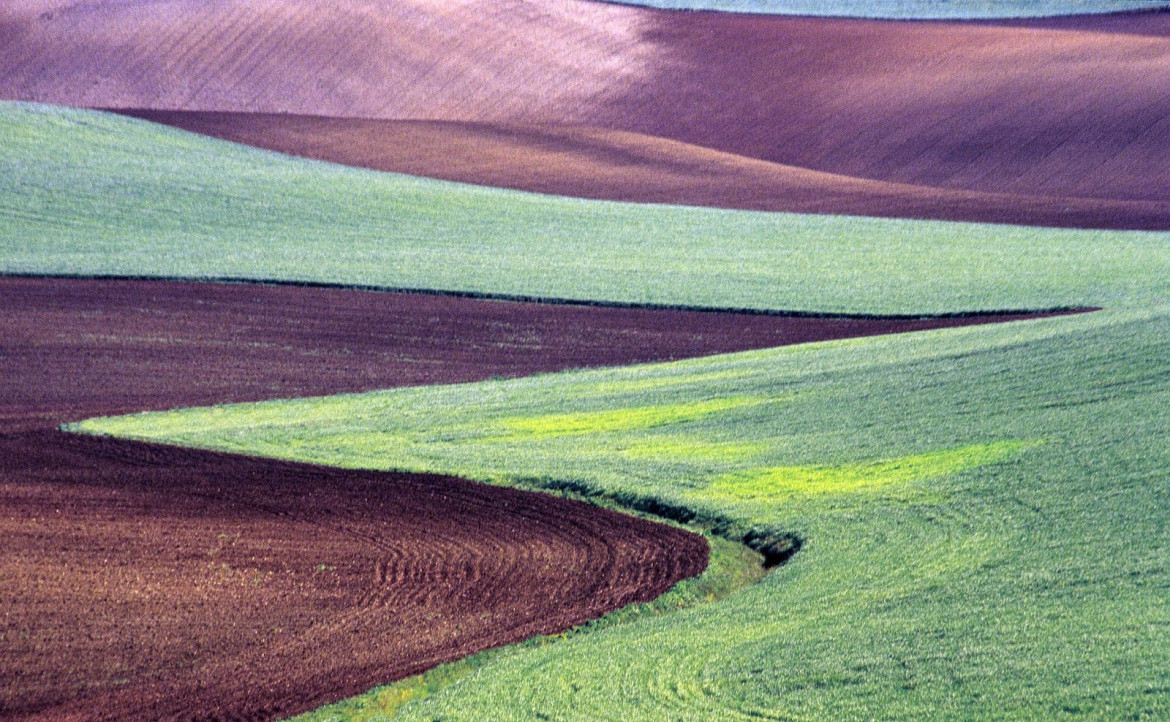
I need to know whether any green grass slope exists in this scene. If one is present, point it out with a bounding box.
[78,307,1170,719]
[594,0,1170,19]
[3,102,1170,315]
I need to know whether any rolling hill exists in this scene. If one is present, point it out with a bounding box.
[3,1,1169,226]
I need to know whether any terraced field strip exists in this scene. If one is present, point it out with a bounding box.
[4,2,1168,207]
[5,105,1169,316]
[1,277,1053,718]
[116,110,1170,230]
[0,276,1055,431]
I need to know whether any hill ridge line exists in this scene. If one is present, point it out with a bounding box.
[1,273,1098,321]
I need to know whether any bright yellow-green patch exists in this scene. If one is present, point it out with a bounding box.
[497,396,764,438]
[617,438,768,462]
[705,441,1037,503]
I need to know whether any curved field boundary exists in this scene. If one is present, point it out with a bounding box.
[5,273,1094,324]
[115,110,1170,231]
[0,277,725,719]
[3,2,1169,206]
[2,432,707,720]
[0,277,1064,718]
[589,1,1170,19]
[96,306,1170,721]
[7,105,1170,318]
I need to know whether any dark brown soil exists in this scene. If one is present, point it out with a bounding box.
[0,277,1081,720]
[3,1,1167,224]
[0,277,1066,433]
[0,431,707,720]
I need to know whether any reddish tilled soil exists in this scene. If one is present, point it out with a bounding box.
[118,110,1170,231]
[0,277,1077,719]
[1,431,706,720]
[3,1,1168,225]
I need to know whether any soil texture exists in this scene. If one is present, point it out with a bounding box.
[0,277,1066,433]
[0,430,708,720]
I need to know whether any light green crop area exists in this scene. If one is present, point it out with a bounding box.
[704,441,1035,504]
[77,307,1170,720]
[3,102,1170,315]
[498,396,763,437]
[595,0,1170,19]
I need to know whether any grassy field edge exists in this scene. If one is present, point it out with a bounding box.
[5,272,1096,322]
[290,527,765,721]
[5,103,1170,317]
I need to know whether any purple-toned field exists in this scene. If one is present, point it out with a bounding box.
[4,1,1168,226]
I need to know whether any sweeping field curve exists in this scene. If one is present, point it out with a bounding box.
[2,277,1044,717]
[115,110,1170,231]
[74,250,1170,718]
[2,433,707,720]
[2,277,737,719]
[3,0,1169,718]
[2,1,1170,228]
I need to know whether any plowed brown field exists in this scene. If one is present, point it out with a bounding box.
[1,432,706,720]
[1,276,1055,432]
[1,277,1070,719]
[3,1,1168,226]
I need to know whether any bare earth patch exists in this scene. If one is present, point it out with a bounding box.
[0,430,707,720]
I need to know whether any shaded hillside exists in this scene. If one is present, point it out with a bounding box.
[121,109,1170,230]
